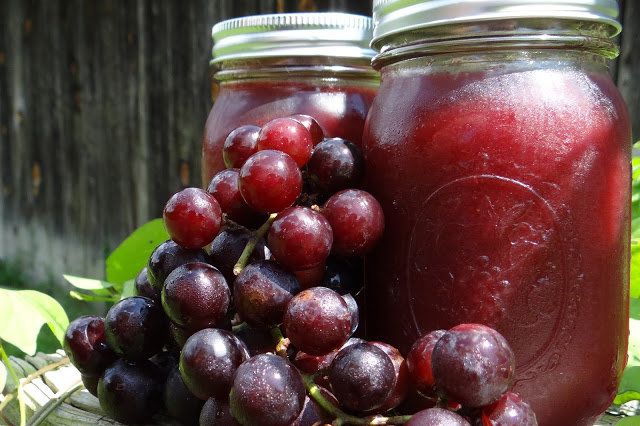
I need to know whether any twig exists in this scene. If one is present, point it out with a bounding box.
[303,375,413,425]
[233,213,277,275]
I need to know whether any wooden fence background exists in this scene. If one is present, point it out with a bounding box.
[0,0,638,289]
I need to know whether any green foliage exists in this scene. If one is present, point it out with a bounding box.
[105,218,168,285]
[617,417,640,426]
[0,289,69,356]
[65,219,167,302]
[617,145,640,406]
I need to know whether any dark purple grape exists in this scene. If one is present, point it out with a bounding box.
[233,324,275,356]
[370,342,409,412]
[209,226,268,284]
[323,189,384,257]
[328,342,395,413]
[149,351,178,380]
[406,329,446,397]
[481,392,538,426]
[161,262,230,330]
[307,138,364,194]
[289,114,324,146]
[234,260,300,327]
[179,328,249,400]
[147,240,209,291]
[432,324,515,407]
[97,359,163,424]
[239,150,302,213]
[207,169,266,228]
[63,316,115,375]
[321,256,362,295]
[283,287,352,356]
[223,125,261,169]
[342,293,360,335]
[164,366,205,425]
[164,187,222,249]
[268,206,333,271]
[134,267,159,301]
[229,354,305,426]
[291,396,328,426]
[257,117,314,167]
[104,296,167,360]
[81,373,99,397]
[406,408,471,426]
[200,398,239,426]
[294,337,366,375]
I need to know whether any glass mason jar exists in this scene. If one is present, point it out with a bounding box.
[363,1,631,425]
[202,13,379,185]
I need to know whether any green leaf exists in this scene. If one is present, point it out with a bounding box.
[0,289,69,355]
[616,416,640,426]
[69,291,118,303]
[616,299,640,404]
[106,219,169,285]
[63,274,115,291]
[119,280,136,300]
[631,243,639,300]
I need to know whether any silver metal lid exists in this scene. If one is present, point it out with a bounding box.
[372,0,621,48]
[211,13,376,64]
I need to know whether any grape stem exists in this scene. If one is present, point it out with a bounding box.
[269,327,290,358]
[302,375,413,425]
[233,213,277,275]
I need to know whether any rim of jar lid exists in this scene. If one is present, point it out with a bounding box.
[210,13,377,64]
[371,0,622,49]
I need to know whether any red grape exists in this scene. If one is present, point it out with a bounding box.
[328,342,395,413]
[406,408,471,426]
[64,316,115,375]
[134,267,159,302]
[161,262,230,330]
[207,169,265,227]
[370,341,409,412]
[179,328,249,400]
[406,329,446,396]
[147,240,208,291]
[239,150,302,213]
[234,260,300,327]
[164,187,222,249]
[432,324,515,407]
[481,392,538,426]
[200,398,239,426]
[268,206,333,270]
[97,359,163,424]
[104,296,167,360]
[257,117,313,167]
[322,189,384,256]
[290,114,324,146]
[223,124,260,168]
[283,287,352,356]
[229,354,305,426]
[164,365,205,425]
[307,138,364,194]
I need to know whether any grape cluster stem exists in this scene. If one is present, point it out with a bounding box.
[233,213,277,276]
[302,375,412,425]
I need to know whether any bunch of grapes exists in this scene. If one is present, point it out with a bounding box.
[63,115,537,426]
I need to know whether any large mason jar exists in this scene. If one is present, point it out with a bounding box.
[363,2,631,425]
[202,13,379,185]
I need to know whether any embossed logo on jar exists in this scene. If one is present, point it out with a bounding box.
[406,175,578,376]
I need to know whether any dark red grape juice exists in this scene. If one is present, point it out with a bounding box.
[364,55,631,425]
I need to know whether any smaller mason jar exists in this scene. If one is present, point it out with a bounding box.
[364,1,631,425]
[202,13,379,186]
